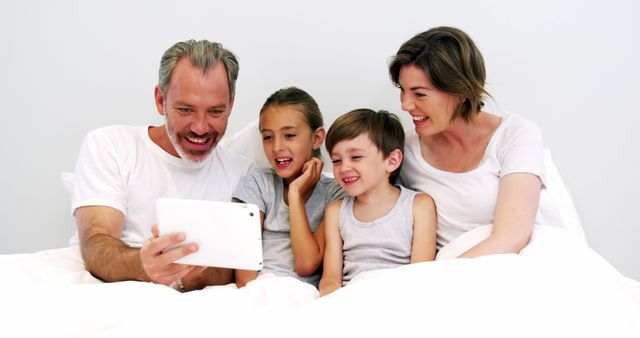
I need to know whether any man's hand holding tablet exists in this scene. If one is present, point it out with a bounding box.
[156,198,263,271]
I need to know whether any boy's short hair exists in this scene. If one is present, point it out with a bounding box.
[326,109,405,183]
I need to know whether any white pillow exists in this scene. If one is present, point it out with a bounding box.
[219,119,270,168]
[536,149,586,241]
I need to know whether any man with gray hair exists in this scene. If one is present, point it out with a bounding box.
[70,40,252,291]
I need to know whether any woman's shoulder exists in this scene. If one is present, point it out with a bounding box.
[498,113,541,134]
[490,112,543,148]
[487,113,545,170]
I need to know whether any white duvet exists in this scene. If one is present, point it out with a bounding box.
[2,225,639,338]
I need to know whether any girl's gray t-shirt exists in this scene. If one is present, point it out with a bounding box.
[233,167,345,287]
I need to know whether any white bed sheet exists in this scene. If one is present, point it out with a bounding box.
[2,226,639,338]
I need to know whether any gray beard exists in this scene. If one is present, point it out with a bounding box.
[164,114,212,164]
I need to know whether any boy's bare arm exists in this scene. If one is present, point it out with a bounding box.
[410,193,437,263]
[319,202,343,296]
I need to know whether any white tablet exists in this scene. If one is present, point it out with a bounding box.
[156,198,263,270]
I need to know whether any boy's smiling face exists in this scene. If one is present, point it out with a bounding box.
[330,133,395,197]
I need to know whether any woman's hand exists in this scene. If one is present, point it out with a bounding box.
[459,173,542,258]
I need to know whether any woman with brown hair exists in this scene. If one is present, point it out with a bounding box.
[390,26,546,258]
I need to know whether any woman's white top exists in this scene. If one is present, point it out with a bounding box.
[399,114,545,249]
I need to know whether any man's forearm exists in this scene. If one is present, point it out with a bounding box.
[81,232,148,282]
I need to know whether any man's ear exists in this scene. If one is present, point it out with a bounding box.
[311,127,326,151]
[154,85,165,116]
[385,149,403,173]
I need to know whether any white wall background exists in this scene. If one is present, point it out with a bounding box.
[1,0,638,280]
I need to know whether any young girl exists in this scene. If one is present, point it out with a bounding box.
[232,87,345,288]
[319,109,437,296]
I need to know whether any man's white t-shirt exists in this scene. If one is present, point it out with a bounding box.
[399,114,546,249]
[69,125,253,247]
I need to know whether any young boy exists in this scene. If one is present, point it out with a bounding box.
[319,109,437,296]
